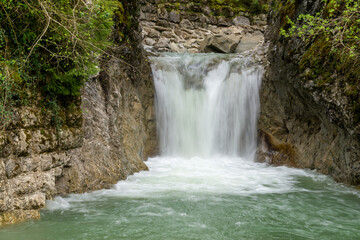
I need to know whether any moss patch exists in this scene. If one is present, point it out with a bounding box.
[158,0,269,16]
[258,130,297,167]
[299,34,360,124]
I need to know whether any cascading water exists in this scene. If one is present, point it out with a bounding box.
[2,53,360,240]
[152,54,262,158]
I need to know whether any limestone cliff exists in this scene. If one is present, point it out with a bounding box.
[258,0,360,185]
[0,0,156,225]
[55,42,156,196]
[0,100,83,224]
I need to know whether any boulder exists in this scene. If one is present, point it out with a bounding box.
[169,42,187,53]
[198,14,209,23]
[161,30,176,39]
[155,37,170,49]
[144,27,160,38]
[144,38,156,46]
[187,13,199,22]
[233,16,250,26]
[203,6,211,15]
[217,16,232,27]
[143,12,157,22]
[209,15,217,25]
[157,8,168,19]
[235,35,263,53]
[180,19,194,29]
[199,34,241,53]
[157,19,173,28]
[168,10,180,23]
[141,4,156,13]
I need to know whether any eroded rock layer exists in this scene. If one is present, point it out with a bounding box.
[0,100,83,224]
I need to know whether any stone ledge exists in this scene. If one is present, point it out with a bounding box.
[0,210,40,226]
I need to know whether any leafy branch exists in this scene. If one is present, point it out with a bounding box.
[279,0,360,123]
[0,0,123,129]
[281,0,360,58]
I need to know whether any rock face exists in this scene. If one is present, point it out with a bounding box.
[258,0,360,185]
[235,35,264,53]
[55,51,156,195]
[0,102,83,224]
[0,0,156,225]
[233,16,251,26]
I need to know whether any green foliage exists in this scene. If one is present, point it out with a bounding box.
[208,0,268,13]
[48,99,62,131]
[280,0,360,72]
[282,0,360,57]
[0,0,121,129]
[0,72,13,129]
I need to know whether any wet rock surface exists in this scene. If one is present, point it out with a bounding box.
[258,0,360,185]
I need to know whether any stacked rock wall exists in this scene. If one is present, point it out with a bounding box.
[139,0,267,53]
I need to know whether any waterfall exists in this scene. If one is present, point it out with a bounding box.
[151,53,263,159]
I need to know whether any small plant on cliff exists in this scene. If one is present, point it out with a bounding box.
[281,0,360,58]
